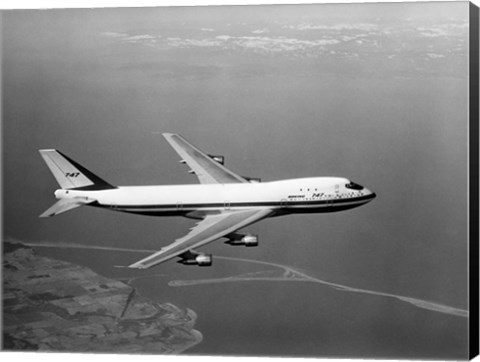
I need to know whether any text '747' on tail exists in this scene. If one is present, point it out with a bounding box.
[39,149,116,217]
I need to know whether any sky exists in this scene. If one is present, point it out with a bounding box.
[2,2,471,358]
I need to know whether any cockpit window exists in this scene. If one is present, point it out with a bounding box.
[345,181,364,190]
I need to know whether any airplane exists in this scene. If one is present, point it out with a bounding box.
[39,133,376,269]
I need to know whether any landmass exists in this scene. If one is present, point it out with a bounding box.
[2,241,202,353]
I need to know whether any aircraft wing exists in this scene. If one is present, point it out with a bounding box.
[128,208,273,269]
[163,133,249,184]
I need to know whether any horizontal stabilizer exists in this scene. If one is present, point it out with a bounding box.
[39,198,95,218]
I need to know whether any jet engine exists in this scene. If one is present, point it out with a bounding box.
[226,233,259,247]
[178,251,213,266]
[208,154,224,165]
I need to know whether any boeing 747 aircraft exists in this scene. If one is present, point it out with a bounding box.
[39,133,376,269]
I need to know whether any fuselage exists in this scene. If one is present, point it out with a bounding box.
[55,177,376,219]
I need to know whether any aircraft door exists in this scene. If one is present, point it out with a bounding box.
[224,201,231,210]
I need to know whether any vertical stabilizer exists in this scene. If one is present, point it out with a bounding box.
[39,149,116,190]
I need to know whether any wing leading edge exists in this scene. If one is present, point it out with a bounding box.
[128,208,273,269]
[163,133,248,184]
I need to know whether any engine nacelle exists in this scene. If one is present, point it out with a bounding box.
[208,154,224,165]
[195,254,213,266]
[179,253,213,266]
[226,233,259,247]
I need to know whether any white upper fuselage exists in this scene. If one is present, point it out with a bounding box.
[55,177,376,218]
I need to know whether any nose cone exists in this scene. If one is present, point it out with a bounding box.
[364,188,376,201]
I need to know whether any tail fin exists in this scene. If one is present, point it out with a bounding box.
[39,149,116,190]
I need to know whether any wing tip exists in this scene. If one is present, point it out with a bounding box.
[38,213,53,218]
[113,264,143,269]
[162,132,177,138]
[125,262,148,269]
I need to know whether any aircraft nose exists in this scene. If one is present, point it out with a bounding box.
[365,189,376,200]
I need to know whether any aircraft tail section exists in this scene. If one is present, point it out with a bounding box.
[39,149,116,190]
